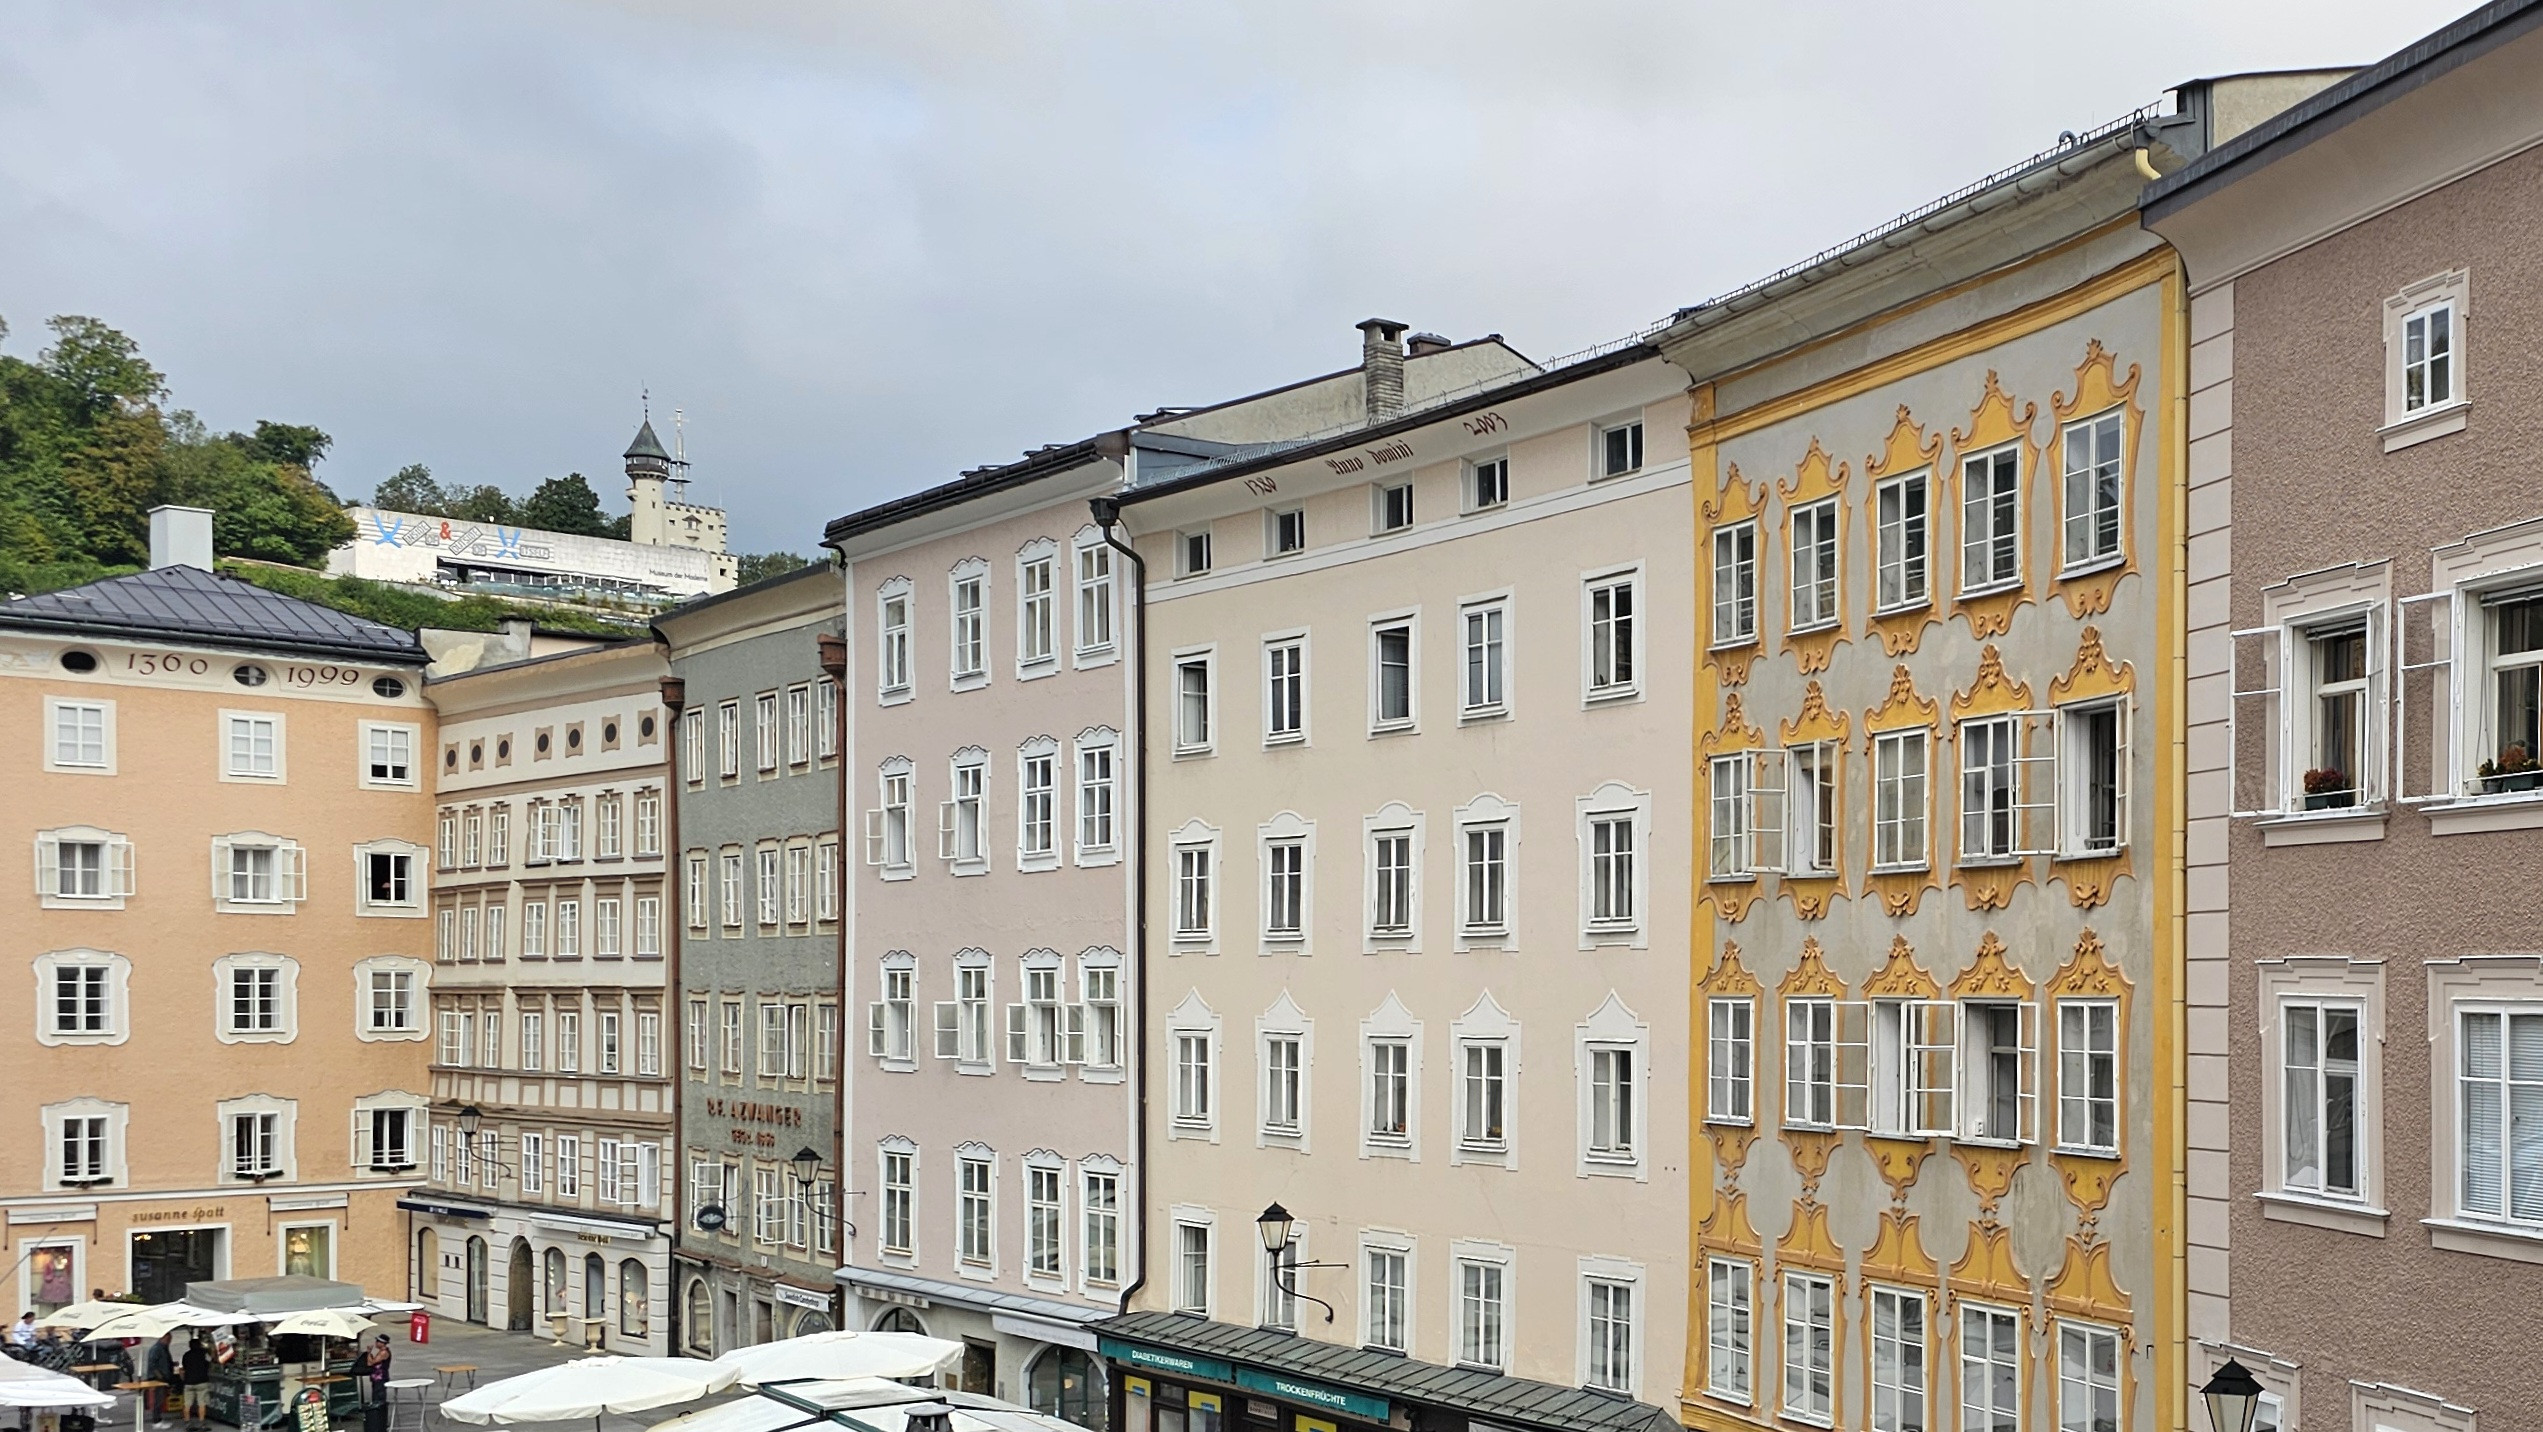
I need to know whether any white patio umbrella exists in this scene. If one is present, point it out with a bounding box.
[711,1332,964,1388]
[0,1360,117,1411]
[32,1301,134,1333]
[654,1379,1078,1432]
[440,1355,741,1430]
[266,1310,376,1339]
[79,1302,201,1341]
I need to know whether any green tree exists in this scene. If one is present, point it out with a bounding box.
[518,471,610,536]
[735,551,812,585]
[447,484,519,525]
[246,420,332,473]
[372,463,446,514]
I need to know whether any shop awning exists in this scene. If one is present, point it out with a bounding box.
[1093,1312,1678,1432]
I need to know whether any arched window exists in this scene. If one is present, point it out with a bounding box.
[684,1280,713,1355]
[1026,1347,1103,1431]
[543,1248,567,1316]
[619,1259,649,1338]
[873,1307,926,1335]
[584,1253,606,1324]
[415,1227,438,1304]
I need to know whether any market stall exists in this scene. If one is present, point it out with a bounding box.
[65,1280,419,1430]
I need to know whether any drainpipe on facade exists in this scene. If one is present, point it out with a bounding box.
[1087,493,1148,1316]
[816,628,850,1329]
[657,669,688,1353]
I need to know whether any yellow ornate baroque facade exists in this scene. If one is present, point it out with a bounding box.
[1660,140,2189,1432]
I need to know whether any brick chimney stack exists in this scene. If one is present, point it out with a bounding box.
[1357,318,1409,424]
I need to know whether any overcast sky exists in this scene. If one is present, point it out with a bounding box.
[0,1,2467,554]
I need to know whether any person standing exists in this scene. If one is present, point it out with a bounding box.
[180,1337,211,1430]
[357,1335,392,1408]
[144,1334,175,1428]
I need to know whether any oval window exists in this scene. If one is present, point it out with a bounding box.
[372,676,407,699]
[59,649,99,673]
[233,664,269,687]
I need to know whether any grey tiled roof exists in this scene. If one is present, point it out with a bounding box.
[626,419,671,460]
[1094,1312,1678,1432]
[0,564,425,663]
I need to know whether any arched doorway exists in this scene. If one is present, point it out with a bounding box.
[415,1227,439,1305]
[464,1237,489,1325]
[506,1240,534,1331]
[1025,1347,1103,1431]
[544,1248,567,1320]
[584,1254,607,1343]
[683,1281,713,1356]
[873,1307,926,1334]
[618,1259,648,1340]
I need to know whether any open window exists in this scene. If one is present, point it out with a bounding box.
[1868,1000,1957,1137]
[1957,714,2056,860]
[2057,700,2130,856]
[1955,1000,2038,1145]
[1783,998,1868,1131]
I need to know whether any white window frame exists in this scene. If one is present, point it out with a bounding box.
[877,1139,917,1260]
[1868,1285,1928,1432]
[1576,782,1648,947]
[1076,953,1125,1077]
[216,1094,296,1184]
[1072,730,1120,866]
[1871,728,1930,872]
[1959,443,2022,595]
[2256,956,2386,1233]
[2057,697,2132,857]
[1873,469,1931,614]
[876,578,915,702]
[220,710,286,783]
[949,559,990,689]
[866,758,916,878]
[1449,992,1520,1169]
[1073,529,1116,662]
[1576,993,1647,1178]
[211,832,307,914]
[1958,712,2058,861]
[1368,611,1419,734]
[355,840,427,917]
[1458,595,1510,720]
[352,955,429,1042]
[1788,498,1839,632]
[1360,1232,1414,1353]
[942,749,989,875]
[2054,998,2120,1156]
[1262,631,1309,746]
[1178,528,1214,578]
[1597,417,1644,478]
[1707,996,1753,1126]
[1362,802,1423,952]
[43,696,115,775]
[34,825,135,910]
[1257,811,1313,952]
[1578,1257,1643,1398]
[1711,521,1757,647]
[1081,1159,1122,1291]
[1360,995,1423,1161]
[869,957,918,1069]
[1172,647,1216,756]
[1450,1241,1513,1373]
[1167,995,1220,1140]
[1780,1269,1835,1426]
[1169,820,1219,952]
[1960,1303,2022,1432]
[1956,998,2041,1146]
[2055,1322,2123,1432]
[33,949,132,1048]
[42,1097,128,1191]
[1374,481,1414,534]
[1267,505,1307,558]
[1017,737,1060,871]
[2382,269,2470,451]
[1583,565,1641,703]
[2060,408,2127,576]
[359,722,421,790]
[1453,793,1518,947]
[1256,995,1313,1151]
[1023,1155,1067,1286]
[953,1146,997,1276]
[1017,540,1059,675]
[1704,1256,1754,1405]
[1467,454,1509,512]
[1170,1209,1213,1316]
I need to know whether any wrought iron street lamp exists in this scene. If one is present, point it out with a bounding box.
[2202,1360,2263,1432]
[1252,1204,1349,1325]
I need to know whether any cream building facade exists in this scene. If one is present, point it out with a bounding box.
[413,639,677,1352]
[1,510,436,1307]
[1092,342,1693,1432]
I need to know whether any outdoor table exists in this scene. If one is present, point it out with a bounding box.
[112,1381,163,1431]
[381,1379,429,1432]
[426,1369,474,1403]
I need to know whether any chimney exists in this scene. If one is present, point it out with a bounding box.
[148,505,215,571]
[1357,317,1409,423]
[1406,332,1451,356]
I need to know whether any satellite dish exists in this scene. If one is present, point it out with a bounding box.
[695,1204,728,1232]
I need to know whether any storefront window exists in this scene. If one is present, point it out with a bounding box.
[282,1225,331,1279]
[619,1259,648,1337]
[130,1229,222,1304]
[1027,1348,1104,1432]
[29,1245,78,1314]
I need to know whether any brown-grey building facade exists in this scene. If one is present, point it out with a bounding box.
[2145,4,2543,1429]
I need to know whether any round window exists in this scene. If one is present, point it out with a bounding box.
[603,721,619,744]
[445,748,459,770]
[536,732,551,754]
[470,742,484,765]
[372,676,407,699]
[498,737,512,760]
[59,649,99,673]
[233,664,268,687]
[640,715,657,739]
[567,728,582,750]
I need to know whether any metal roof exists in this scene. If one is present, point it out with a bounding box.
[2141,0,2543,218]
[626,419,672,461]
[1093,1312,1677,1432]
[0,564,426,664]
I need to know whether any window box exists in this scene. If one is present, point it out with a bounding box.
[2480,768,2543,795]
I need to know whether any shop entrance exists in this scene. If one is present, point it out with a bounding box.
[961,1339,995,1395]
[129,1228,222,1303]
[506,1240,534,1331]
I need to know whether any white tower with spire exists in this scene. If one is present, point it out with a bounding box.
[624,416,674,549]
